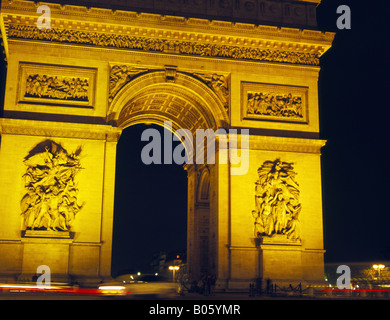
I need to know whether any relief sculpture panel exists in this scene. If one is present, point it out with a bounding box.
[18,63,96,107]
[25,74,89,102]
[252,158,302,241]
[247,92,303,119]
[21,140,84,232]
[242,82,308,123]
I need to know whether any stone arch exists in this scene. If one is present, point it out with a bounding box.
[108,71,228,133]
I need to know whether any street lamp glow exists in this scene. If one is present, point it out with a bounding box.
[373,264,385,269]
[373,264,385,279]
[168,265,180,282]
[168,266,179,271]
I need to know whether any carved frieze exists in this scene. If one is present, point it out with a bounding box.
[7,24,321,66]
[21,140,84,232]
[242,82,308,123]
[252,158,301,241]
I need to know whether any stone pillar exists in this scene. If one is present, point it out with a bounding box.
[226,135,326,290]
[212,136,230,291]
[0,119,121,283]
[186,164,212,283]
[98,134,120,281]
[185,164,198,281]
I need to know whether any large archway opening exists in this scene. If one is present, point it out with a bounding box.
[108,70,227,281]
[111,123,188,278]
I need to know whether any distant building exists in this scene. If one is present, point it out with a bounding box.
[325,261,390,289]
[150,251,186,279]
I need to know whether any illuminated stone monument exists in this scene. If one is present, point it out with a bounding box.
[0,0,334,289]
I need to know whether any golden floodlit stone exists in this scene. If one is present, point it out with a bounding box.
[0,0,334,290]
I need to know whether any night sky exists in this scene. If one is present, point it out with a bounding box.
[317,0,390,263]
[1,0,390,276]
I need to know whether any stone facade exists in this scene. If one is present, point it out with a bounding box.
[0,0,333,289]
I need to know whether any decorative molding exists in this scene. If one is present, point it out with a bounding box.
[23,230,72,239]
[248,135,326,154]
[0,0,321,29]
[164,65,177,83]
[0,118,122,141]
[241,82,308,123]
[0,0,335,60]
[7,24,323,66]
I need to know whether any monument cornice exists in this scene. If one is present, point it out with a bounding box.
[213,131,325,154]
[1,0,334,66]
[1,0,334,41]
[249,134,326,154]
[0,118,122,141]
[1,0,325,31]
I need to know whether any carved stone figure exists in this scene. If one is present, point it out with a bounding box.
[193,73,229,110]
[109,65,149,102]
[252,159,302,240]
[21,140,84,231]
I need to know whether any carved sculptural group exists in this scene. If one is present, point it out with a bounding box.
[25,74,89,101]
[252,159,302,240]
[21,140,84,231]
[247,92,303,119]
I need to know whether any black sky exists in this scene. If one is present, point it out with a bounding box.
[317,0,390,262]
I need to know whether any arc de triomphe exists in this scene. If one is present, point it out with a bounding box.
[0,0,333,290]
